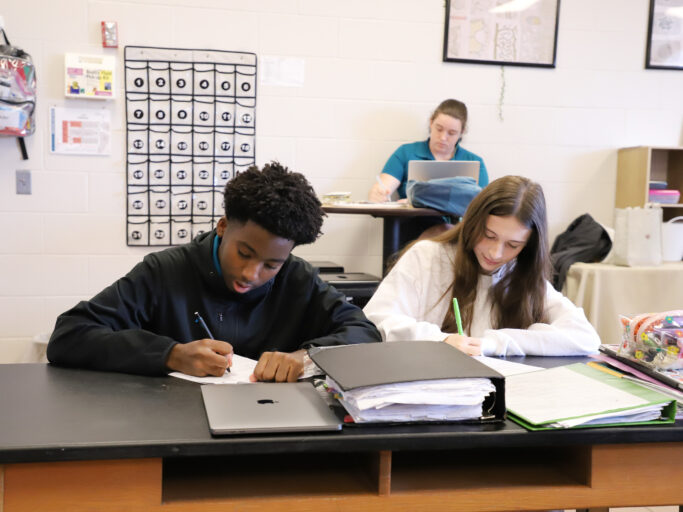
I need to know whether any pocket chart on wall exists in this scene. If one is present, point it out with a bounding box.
[124,46,257,246]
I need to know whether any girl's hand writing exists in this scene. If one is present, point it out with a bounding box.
[444,334,482,356]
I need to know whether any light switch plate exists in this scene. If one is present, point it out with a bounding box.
[16,169,31,195]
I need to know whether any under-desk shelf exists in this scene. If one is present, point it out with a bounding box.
[390,446,589,493]
[162,452,382,502]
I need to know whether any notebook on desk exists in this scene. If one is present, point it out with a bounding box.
[201,382,342,435]
[407,160,480,183]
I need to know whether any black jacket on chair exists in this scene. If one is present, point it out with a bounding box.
[551,213,612,291]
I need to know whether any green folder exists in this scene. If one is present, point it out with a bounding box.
[506,363,677,431]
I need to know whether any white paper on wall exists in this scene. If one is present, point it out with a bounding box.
[49,106,111,155]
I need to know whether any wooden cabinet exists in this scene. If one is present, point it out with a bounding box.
[616,146,683,221]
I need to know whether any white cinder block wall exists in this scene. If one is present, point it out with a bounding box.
[0,0,682,357]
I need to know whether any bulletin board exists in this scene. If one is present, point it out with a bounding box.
[124,46,257,246]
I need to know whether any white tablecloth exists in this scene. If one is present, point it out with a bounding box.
[562,262,683,345]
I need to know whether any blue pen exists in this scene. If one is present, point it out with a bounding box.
[194,311,230,372]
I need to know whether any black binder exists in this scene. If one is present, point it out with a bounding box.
[308,341,506,422]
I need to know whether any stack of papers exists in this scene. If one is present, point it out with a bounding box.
[506,363,676,430]
[309,341,505,424]
[326,376,496,423]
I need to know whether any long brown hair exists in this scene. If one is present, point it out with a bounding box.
[438,176,550,333]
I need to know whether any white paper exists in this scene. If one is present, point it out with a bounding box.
[50,106,111,155]
[260,56,305,87]
[169,354,257,384]
[474,356,543,377]
[551,404,664,428]
[328,376,496,423]
[323,201,410,210]
[506,366,649,425]
[0,107,22,131]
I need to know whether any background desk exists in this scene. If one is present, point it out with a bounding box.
[322,203,440,273]
[563,261,683,344]
[1,362,682,512]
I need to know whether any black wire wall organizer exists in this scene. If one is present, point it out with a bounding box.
[124,46,257,246]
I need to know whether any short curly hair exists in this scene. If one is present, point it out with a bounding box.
[223,161,325,245]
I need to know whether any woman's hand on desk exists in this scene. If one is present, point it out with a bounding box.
[368,173,400,203]
[369,184,391,203]
[166,339,234,376]
[250,349,305,383]
[444,334,482,356]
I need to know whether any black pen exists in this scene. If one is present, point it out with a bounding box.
[194,311,230,372]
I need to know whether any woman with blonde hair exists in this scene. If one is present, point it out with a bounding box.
[363,175,600,356]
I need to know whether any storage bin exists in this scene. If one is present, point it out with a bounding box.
[648,189,680,204]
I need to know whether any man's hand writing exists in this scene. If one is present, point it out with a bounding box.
[166,339,233,377]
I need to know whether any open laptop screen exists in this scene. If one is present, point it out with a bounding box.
[407,160,480,183]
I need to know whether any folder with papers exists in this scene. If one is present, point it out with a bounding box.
[505,363,677,431]
[308,341,506,424]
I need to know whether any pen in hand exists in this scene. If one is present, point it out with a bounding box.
[375,175,390,199]
[452,298,463,336]
[375,175,388,191]
[194,311,230,373]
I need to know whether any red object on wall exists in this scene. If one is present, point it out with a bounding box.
[101,21,118,48]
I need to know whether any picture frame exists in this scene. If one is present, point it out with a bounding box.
[442,0,560,68]
[645,0,683,70]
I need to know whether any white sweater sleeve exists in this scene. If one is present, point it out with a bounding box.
[479,281,601,356]
[363,242,451,342]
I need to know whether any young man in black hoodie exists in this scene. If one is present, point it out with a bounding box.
[48,162,381,381]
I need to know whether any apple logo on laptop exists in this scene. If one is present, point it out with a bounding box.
[257,399,278,404]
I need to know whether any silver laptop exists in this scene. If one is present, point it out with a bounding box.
[407,160,480,183]
[201,382,342,435]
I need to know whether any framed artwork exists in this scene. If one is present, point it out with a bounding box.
[443,0,560,68]
[645,0,683,70]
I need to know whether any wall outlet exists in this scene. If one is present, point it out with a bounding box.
[16,169,31,195]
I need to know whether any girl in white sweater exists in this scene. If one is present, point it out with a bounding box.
[363,175,600,357]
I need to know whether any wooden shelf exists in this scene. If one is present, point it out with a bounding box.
[616,146,683,221]
[162,452,382,502]
[390,446,589,493]
[5,444,683,512]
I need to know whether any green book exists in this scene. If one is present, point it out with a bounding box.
[506,363,677,431]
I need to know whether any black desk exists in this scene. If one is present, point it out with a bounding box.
[1,361,682,511]
[322,204,441,273]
